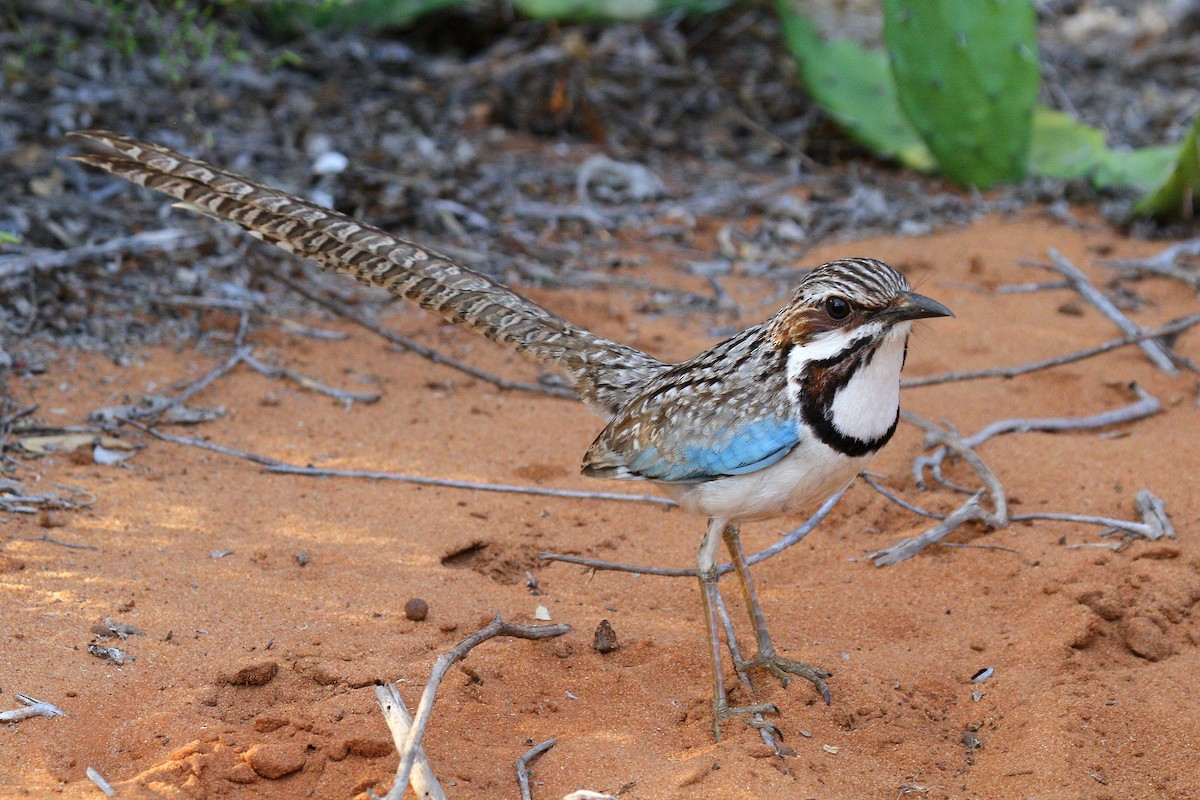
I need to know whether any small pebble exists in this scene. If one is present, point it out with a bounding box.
[404,598,429,622]
[534,604,551,621]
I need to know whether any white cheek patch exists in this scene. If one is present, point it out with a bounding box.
[829,324,910,441]
[786,323,882,369]
[784,323,885,404]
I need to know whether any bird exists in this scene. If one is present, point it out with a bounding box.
[70,130,953,738]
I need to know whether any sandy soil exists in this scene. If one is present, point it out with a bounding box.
[2,212,1198,799]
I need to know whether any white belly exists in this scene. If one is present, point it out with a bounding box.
[661,436,872,523]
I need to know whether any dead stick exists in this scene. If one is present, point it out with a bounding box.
[374,684,446,800]
[0,228,206,281]
[902,314,1200,388]
[903,412,1008,527]
[265,463,675,507]
[133,426,675,507]
[860,473,945,520]
[961,384,1160,448]
[539,487,846,576]
[0,694,64,722]
[383,615,571,800]
[516,737,558,800]
[869,494,987,566]
[1042,249,1177,373]
[130,423,283,466]
[242,352,382,404]
[268,271,575,400]
[121,347,248,423]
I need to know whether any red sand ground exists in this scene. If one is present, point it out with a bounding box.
[2,213,1198,799]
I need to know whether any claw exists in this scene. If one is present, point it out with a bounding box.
[712,701,778,740]
[738,654,832,704]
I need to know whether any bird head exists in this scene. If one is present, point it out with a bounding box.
[767,258,952,356]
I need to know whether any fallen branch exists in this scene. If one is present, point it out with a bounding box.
[267,271,575,400]
[871,404,1174,565]
[1012,489,1175,541]
[1034,249,1178,373]
[860,473,945,520]
[961,384,1160,448]
[0,694,64,722]
[136,426,671,508]
[901,313,1200,388]
[517,738,558,800]
[116,347,248,424]
[539,487,847,576]
[1100,237,1200,290]
[869,494,987,567]
[374,684,447,800]
[904,411,1007,526]
[381,615,571,800]
[242,352,382,405]
[0,228,206,282]
[906,385,1160,496]
[130,423,281,466]
[265,464,675,507]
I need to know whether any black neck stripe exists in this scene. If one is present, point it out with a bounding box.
[798,335,897,458]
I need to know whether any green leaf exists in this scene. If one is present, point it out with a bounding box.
[1029,105,1191,217]
[1029,106,1108,180]
[777,1,933,171]
[1132,112,1200,218]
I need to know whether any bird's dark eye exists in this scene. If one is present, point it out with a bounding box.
[825,296,851,320]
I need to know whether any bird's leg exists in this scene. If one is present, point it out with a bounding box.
[697,518,777,740]
[722,523,832,704]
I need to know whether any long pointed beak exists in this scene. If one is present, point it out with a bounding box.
[889,290,954,322]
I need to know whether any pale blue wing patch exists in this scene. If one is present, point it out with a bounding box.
[617,417,801,484]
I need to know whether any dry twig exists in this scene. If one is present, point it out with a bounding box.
[870,398,1173,565]
[0,228,206,282]
[901,313,1200,388]
[379,615,570,800]
[267,270,575,399]
[0,694,64,722]
[908,385,1160,494]
[1033,249,1178,373]
[374,684,447,800]
[242,352,382,405]
[539,487,847,577]
[517,737,558,800]
[1100,237,1200,290]
[265,463,675,507]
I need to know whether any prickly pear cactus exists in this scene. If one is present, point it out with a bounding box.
[778,1,934,172]
[883,0,1039,188]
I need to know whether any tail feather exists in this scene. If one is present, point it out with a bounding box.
[69,130,664,417]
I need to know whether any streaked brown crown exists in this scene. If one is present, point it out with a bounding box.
[767,258,912,348]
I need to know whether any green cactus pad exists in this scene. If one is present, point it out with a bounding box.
[883,0,1039,188]
[778,1,934,172]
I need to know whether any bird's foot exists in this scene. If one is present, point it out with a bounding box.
[712,700,778,741]
[738,653,832,704]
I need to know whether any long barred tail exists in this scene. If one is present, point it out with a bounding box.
[69,130,664,417]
